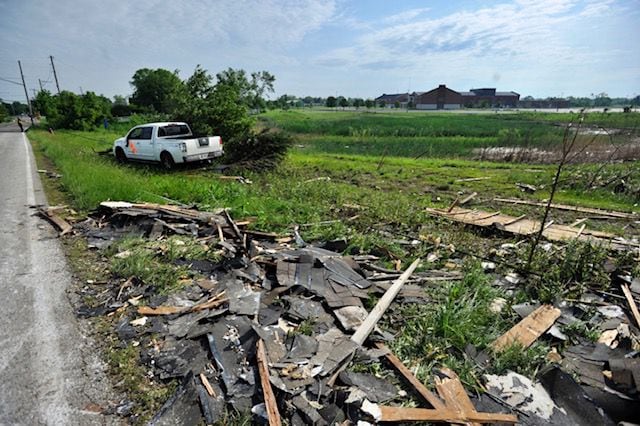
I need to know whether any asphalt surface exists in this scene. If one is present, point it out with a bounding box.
[0,125,119,425]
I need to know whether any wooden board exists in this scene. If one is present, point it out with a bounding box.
[371,405,517,423]
[491,304,561,352]
[257,339,282,426]
[493,198,637,220]
[375,342,445,410]
[425,207,638,251]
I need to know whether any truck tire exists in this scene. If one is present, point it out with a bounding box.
[160,151,175,170]
[115,147,127,163]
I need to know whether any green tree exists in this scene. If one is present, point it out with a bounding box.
[353,98,364,109]
[593,92,612,107]
[365,99,374,109]
[338,97,348,109]
[175,66,253,141]
[0,101,8,122]
[129,68,185,114]
[215,68,275,111]
[326,96,337,108]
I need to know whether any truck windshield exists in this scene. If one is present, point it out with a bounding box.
[158,124,191,138]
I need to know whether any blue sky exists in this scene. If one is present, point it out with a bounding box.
[0,0,638,102]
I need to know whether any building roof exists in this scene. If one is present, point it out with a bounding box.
[375,93,408,102]
[495,91,520,97]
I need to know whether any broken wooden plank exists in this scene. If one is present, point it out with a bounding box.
[459,192,478,206]
[621,284,640,329]
[493,197,637,219]
[137,305,184,316]
[436,368,480,426]
[200,373,216,397]
[257,339,282,426]
[491,304,561,352]
[503,214,526,226]
[38,207,73,235]
[425,207,639,251]
[362,401,518,423]
[455,177,491,183]
[351,258,421,345]
[375,342,445,410]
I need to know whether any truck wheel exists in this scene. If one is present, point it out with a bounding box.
[115,147,127,163]
[160,152,175,170]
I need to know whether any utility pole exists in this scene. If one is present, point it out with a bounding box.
[38,78,43,92]
[79,86,84,95]
[17,60,34,124]
[50,55,61,94]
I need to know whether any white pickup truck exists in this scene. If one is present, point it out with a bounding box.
[113,122,223,169]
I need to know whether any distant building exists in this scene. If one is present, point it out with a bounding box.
[375,93,409,108]
[461,88,520,108]
[377,85,520,110]
[414,85,462,110]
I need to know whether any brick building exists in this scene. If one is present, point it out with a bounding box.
[414,85,463,110]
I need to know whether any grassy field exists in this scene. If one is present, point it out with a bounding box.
[259,109,640,158]
[28,111,639,421]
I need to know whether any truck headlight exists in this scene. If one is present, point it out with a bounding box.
[179,142,187,152]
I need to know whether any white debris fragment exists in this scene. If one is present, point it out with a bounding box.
[484,372,566,420]
[361,399,382,421]
[130,316,148,326]
[481,261,496,271]
[114,250,131,259]
[490,297,508,313]
[504,272,521,284]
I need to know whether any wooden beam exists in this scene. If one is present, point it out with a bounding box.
[491,304,561,352]
[493,197,636,219]
[621,284,640,329]
[351,258,421,345]
[364,403,517,423]
[257,339,282,426]
[374,342,445,410]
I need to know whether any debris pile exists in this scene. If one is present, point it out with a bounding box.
[75,202,509,424]
[65,201,640,424]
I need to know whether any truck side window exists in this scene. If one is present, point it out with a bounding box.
[128,128,142,140]
[139,127,153,140]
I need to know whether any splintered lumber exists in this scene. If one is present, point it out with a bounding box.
[621,284,640,329]
[362,401,517,423]
[137,305,183,316]
[491,304,561,352]
[38,207,73,235]
[425,207,638,251]
[257,339,282,426]
[200,373,216,397]
[435,368,480,426]
[459,192,478,206]
[137,292,227,316]
[351,258,421,345]
[493,197,637,220]
[374,342,445,410]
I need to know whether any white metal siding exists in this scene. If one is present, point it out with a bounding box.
[416,103,437,110]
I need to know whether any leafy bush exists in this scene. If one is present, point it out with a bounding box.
[223,128,294,171]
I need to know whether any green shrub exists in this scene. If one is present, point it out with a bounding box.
[224,128,294,171]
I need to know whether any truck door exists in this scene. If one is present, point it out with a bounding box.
[126,126,154,160]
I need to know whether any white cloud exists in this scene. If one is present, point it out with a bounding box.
[313,0,602,70]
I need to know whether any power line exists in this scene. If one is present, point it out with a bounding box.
[0,76,22,85]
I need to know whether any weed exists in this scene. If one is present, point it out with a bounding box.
[108,238,193,294]
[490,342,549,378]
[526,241,610,302]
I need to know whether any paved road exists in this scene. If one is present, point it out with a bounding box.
[0,127,119,425]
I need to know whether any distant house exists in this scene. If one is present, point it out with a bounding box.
[414,85,462,110]
[375,93,409,108]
